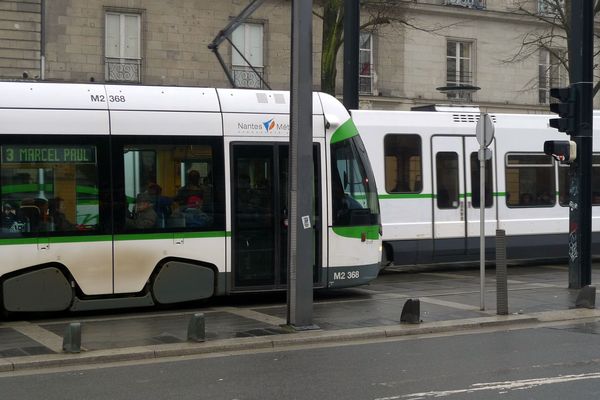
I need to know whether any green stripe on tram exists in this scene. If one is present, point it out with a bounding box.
[332,225,380,240]
[330,119,359,144]
[378,193,433,200]
[0,235,111,246]
[115,231,230,241]
[1,184,99,195]
[0,231,231,245]
[379,192,506,200]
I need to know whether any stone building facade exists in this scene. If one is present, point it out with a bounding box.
[0,0,595,113]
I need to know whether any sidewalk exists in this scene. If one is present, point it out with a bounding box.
[0,263,597,371]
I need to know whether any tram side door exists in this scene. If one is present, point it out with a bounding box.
[231,143,321,290]
[464,137,496,251]
[431,136,467,256]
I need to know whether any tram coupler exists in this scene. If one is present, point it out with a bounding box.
[400,299,421,324]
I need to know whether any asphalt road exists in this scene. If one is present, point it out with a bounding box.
[2,320,600,399]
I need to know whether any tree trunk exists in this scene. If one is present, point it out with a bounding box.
[321,0,344,95]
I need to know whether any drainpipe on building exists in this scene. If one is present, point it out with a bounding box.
[40,0,45,80]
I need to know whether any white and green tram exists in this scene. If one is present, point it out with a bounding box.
[0,82,381,313]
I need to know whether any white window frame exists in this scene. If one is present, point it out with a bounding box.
[446,40,474,100]
[231,22,265,89]
[359,32,374,95]
[538,48,567,104]
[105,12,141,83]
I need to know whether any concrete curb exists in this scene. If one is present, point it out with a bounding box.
[2,308,599,372]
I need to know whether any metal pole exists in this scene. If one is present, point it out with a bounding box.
[287,0,314,329]
[479,141,485,310]
[343,0,359,110]
[567,0,593,288]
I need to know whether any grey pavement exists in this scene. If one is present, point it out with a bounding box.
[0,263,599,371]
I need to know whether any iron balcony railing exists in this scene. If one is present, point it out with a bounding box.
[105,58,142,84]
[444,0,486,9]
[231,65,265,89]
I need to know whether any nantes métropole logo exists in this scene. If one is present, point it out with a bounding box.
[237,117,289,134]
[262,118,276,134]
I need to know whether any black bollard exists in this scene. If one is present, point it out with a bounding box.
[62,322,81,353]
[575,286,596,309]
[496,229,509,315]
[400,299,421,324]
[187,313,206,342]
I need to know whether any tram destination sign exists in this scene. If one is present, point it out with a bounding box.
[1,145,96,164]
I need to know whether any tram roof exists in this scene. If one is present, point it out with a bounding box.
[0,82,325,115]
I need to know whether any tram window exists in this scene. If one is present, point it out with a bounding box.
[505,153,555,208]
[122,143,217,230]
[470,153,493,208]
[0,144,100,235]
[558,154,600,206]
[436,152,459,209]
[331,136,379,227]
[384,134,422,193]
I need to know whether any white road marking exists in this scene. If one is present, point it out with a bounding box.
[374,372,600,399]
[420,272,472,279]
[541,265,568,271]
[9,321,63,353]
[218,307,287,326]
[419,297,480,311]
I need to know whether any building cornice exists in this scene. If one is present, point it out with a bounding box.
[404,2,561,28]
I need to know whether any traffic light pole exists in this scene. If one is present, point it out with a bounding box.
[567,0,593,289]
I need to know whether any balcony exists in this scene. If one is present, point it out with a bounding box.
[232,65,265,89]
[105,58,142,84]
[444,0,486,10]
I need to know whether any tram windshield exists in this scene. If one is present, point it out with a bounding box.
[331,135,380,227]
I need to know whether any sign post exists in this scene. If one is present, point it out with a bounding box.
[475,113,494,311]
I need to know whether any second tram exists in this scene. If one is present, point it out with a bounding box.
[354,108,600,267]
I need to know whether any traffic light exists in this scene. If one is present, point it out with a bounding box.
[549,86,577,135]
[544,140,577,162]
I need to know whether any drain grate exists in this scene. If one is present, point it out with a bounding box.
[235,328,290,338]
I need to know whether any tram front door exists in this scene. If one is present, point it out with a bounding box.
[231,144,321,290]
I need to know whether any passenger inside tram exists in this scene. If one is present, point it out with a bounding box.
[48,197,77,231]
[126,193,158,229]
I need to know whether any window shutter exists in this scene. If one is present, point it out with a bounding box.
[105,14,120,58]
[124,15,140,59]
[231,25,246,66]
[246,24,263,67]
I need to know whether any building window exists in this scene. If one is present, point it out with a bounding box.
[505,154,555,208]
[384,134,422,194]
[105,12,141,83]
[446,40,473,101]
[538,0,565,15]
[231,23,264,89]
[539,48,567,104]
[359,32,374,95]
